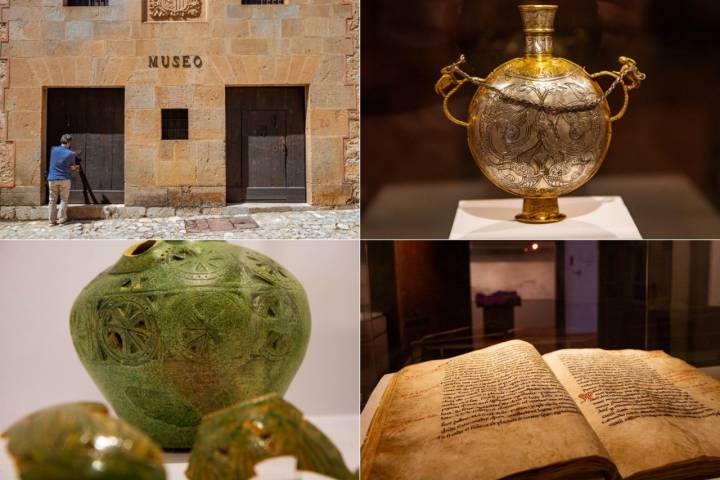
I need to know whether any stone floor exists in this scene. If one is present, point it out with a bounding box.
[0,208,359,239]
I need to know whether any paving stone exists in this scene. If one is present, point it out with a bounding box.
[184,218,209,233]
[207,217,234,231]
[185,215,260,233]
[229,216,258,230]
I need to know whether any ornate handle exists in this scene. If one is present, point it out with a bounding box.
[591,56,645,122]
[435,55,484,128]
[437,55,645,124]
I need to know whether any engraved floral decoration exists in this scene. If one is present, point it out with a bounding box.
[148,0,202,21]
[474,79,607,196]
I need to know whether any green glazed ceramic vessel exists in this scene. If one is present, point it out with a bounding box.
[2,402,166,480]
[186,394,355,480]
[70,240,311,449]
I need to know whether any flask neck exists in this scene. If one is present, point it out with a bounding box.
[519,5,557,56]
[525,34,553,56]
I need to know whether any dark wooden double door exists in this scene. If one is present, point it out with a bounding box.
[46,88,125,204]
[226,87,306,203]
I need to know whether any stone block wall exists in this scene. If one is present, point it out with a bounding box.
[0,0,359,207]
[0,0,12,194]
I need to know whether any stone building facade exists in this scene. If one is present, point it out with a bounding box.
[0,0,358,208]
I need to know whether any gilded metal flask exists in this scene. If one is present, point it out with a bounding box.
[435,4,645,223]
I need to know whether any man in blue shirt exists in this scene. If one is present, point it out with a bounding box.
[47,134,79,226]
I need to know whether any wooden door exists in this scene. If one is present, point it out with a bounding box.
[226,87,306,203]
[46,88,125,204]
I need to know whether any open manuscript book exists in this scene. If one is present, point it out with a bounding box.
[362,340,720,480]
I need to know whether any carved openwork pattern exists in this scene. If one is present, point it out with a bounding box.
[148,0,202,21]
[173,291,245,360]
[97,297,160,365]
[252,290,298,322]
[251,290,300,360]
[245,253,293,286]
[471,75,608,197]
[164,245,231,281]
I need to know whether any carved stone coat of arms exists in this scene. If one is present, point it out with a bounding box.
[148,0,203,21]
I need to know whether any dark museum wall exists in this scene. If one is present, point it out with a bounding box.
[393,241,472,353]
[361,0,720,209]
[366,241,471,370]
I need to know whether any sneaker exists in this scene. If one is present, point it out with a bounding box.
[48,222,57,227]
[58,220,67,225]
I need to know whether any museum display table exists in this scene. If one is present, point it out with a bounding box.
[476,291,522,334]
[363,174,720,239]
[450,196,642,239]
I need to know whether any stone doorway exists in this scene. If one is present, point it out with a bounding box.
[225,87,306,203]
[46,88,125,204]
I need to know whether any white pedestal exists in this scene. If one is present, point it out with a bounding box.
[168,455,336,480]
[450,196,642,240]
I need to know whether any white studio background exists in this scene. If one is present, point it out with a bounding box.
[0,240,359,430]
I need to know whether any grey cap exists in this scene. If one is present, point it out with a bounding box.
[60,134,72,144]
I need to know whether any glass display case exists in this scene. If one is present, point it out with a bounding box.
[361,240,720,405]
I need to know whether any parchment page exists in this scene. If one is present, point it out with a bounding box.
[362,340,614,480]
[544,349,720,479]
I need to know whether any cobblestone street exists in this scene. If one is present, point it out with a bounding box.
[0,208,359,240]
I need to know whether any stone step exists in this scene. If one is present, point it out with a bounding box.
[245,203,313,214]
[0,203,320,221]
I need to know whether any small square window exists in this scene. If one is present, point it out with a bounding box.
[65,0,110,5]
[241,0,284,4]
[162,109,189,140]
